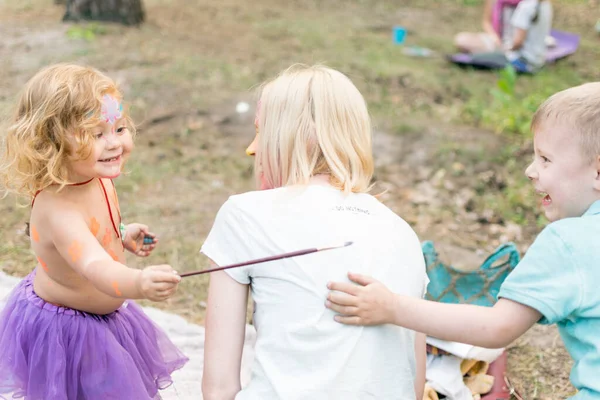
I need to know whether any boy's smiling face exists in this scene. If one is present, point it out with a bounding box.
[525,122,600,222]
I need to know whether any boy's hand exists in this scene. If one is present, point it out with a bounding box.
[137,264,181,301]
[326,272,396,326]
[123,223,158,257]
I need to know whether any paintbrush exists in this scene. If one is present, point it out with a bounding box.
[180,241,353,278]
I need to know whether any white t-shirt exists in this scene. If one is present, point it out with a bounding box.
[503,0,553,68]
[201,183,428,400]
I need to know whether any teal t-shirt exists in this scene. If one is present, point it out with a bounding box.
[499,200,600,399]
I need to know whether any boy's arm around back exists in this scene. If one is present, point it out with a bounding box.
[327,273,541,349]
[328,223,583,348]
[388,296,540,349]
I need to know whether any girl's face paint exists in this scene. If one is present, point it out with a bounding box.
[246,100,271,190]
[245,123,259,156]
[68,95,129,181]
[31,225,40,242]
[245,101,260,156]
[68,240,82,262]
[101,95,123,125]
[90,217,100,236]
[258,173,270,190]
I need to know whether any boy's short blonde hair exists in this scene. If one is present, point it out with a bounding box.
[532,82,600,163]
[256,64,374,193]
[0,63,134,199]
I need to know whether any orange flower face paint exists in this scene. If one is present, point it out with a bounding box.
[90,217,100,237]
[37,256,49,272]
[31,225,40,242]
[68,240,82,263]
[111,281,122,297]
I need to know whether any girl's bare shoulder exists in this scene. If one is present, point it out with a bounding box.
[31,186,93,224]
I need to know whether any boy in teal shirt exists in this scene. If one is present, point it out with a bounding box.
[326,82,600,398]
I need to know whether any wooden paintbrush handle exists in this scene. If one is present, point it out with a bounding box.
[180,248,318,278]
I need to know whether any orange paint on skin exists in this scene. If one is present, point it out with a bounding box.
[90,217,100,236]
[102,228,112,247]
[31,225,40,242]
[68,240,83,263]
[111,281,122,297]
[131,241,137,252]
[37,256,49,272]
[107,248,120,262]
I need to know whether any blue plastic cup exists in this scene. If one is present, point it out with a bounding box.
[393,26,406,45]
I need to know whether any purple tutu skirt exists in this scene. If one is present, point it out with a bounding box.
[0,271,188,400]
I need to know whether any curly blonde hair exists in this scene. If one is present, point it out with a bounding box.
[0,63,134,200]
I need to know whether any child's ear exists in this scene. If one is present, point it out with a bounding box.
[594,155,600,191]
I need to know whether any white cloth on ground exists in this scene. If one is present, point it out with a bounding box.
[426,337,505,363]
[426,354,473,400]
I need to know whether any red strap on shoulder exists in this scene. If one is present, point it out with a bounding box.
[99,179,121,240]
[31,190,42,208]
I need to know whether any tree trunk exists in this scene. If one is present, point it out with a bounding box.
[63,0,145,26]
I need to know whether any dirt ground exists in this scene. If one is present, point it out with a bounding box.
[1,0,599,397]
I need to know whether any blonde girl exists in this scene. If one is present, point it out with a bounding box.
[0,64,187,399]
[201,64,427,400]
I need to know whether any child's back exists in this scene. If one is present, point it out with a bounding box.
[202,180,426,399]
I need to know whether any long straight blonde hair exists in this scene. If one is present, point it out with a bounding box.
[256,64,374,193]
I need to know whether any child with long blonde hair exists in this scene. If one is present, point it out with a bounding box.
[0,64,187,399]
[201,64,427,400]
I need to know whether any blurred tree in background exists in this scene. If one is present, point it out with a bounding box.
[61,0,145,25]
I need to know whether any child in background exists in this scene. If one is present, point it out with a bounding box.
[455,0,553,72]
[454,0,505,53]
[201,64,428,400]
[501,0,553,72]
[326,82,600,399]
[0,64,188,400]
